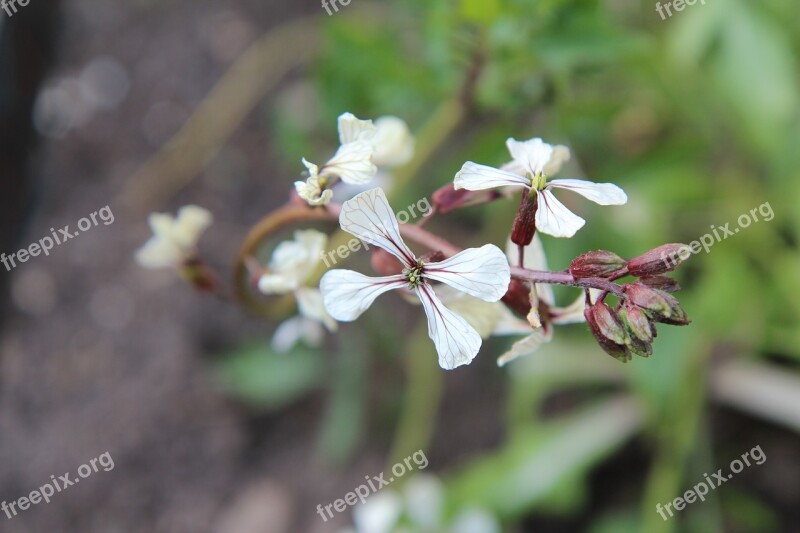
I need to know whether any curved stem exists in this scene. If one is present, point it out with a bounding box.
[511,266,626,297]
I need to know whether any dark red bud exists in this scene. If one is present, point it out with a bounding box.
[181,259,217,292]
[511,192,537,247]
[624,283,690,325]
[584,303,631,362]
[627,243,690,277]
[639,275,681,293]
[501,279,533,318]
[569,250,628,279]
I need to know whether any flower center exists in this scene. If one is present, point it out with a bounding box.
[403,262,425,289]
[530,171,547,191]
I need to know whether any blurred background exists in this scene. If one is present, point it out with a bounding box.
[1,0,799,531]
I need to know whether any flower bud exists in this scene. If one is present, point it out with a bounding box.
[618,301,654,357]
[432,184,474,214]
[624,283,690,325]
[501,279,533,318]
[638,275,681,293]
[180,259,217,292]
[511,192,537,247]
[584,303,631,362]
[627,243,690,277]
[618,302,654,343]
[569,250,627,279]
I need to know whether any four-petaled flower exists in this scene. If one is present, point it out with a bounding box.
[135,205,213,269]
[320,188,510,369]
[258,230,337,352]
[454,137,627,238]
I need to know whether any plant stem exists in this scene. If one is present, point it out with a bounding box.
[511,266,626,297]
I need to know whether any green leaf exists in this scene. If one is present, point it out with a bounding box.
[213,344,324,410]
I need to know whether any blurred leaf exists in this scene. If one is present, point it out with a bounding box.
[214,344,323,410]
[446,397,643,519]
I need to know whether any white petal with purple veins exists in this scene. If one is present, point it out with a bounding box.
[322,141,377,185]
[417,284,482,370]
[534,190,586,238]
[506,137,554,176]
[424,244,510,302]
[454,162,531,191]
[320,270,406,321]
[548,179,627,205]
[338,188,416,266]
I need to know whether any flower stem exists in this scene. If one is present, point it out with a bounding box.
[510,266,626,297]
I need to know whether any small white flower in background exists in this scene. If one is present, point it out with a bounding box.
[320,188,510,370]
[371,116,415,168]
[295,163,334,206]
[258,230,337,352]
[496,236,591,367]
[135,205,213,269]
[295,113,378,206]
[295,113,415,206]
[454,137,627,238]
[340,475,500,533]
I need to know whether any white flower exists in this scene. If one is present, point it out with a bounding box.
[454,138,627,238]
[135,205,213,269]
[496,236,591,366]
[295,114,415,206]
[295,113,378,207]
[258,230,337,351]
[320,188,510,370]
[371,116,415,168]
[295,162,334,206]
[340,475,500,533]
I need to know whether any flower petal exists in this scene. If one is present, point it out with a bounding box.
[454,162,530,191]
[372,116,415,167]
[338,188,416,266]
[322,141,377,185]
[548,179,628,205]
[535,190,586,238]
[337,112,376,144]
[271,316,324,353]
[258,273,298,294]
[171,205,213,249]
[424,244,510,302]
[496,329,549,367]
[320,270,406,321]
[135,237,181,269]
[434,285,504,338]
[352,491,402,533]
[295,287,337,332]
[417,284,482,370]
[506,137,553,175]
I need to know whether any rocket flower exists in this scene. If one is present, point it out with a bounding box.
[319,188,510,369]
[258,230,337,352]
[294,113,415,207]
[454,137,627,238]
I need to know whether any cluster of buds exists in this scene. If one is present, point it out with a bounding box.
[573,244,691,361]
